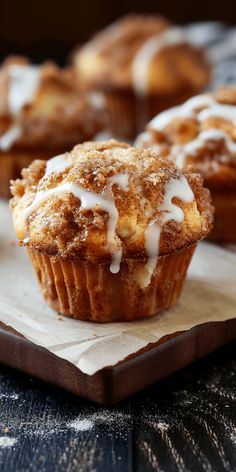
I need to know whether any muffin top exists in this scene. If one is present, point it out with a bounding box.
[0,56,107,152]
[136,87,236,189]
[73,14,210,96]
[11,140,213,285]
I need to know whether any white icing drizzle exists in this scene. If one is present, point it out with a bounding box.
[198,104,236,124]
[149,94,215,131]
[150,106,195,131]
[0,124,22,151]
[0,65,41,151]
[45,154,69,177]
[134,131,150,147]
[145,175,194,284]
[8,65,41,116]
[171,128,236,168]
[145,221,161,279]
[132,27,187,96]
[148,95,236,134]
[143,95,236,171]
[181,94,215,111]
[23,173,129,274]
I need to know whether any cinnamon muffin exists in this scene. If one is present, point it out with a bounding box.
[136,87,236,242]
[73,15,210,139]
[0,56,107,198]
[10,140,213,322]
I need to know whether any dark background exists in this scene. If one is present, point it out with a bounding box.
[1,0,236,64]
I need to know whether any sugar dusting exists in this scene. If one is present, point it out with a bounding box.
[0,437,17,448]
[67,410,130,436]
[69,418,94,432]
[0,393,19,400]
[0,354,235,472]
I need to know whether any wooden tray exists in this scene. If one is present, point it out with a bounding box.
[0,318,236,404]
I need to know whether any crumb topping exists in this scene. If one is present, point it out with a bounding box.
[11,140,213,274]
[74,15,210,94]
[0,56,107,151]
[137,88,236,187]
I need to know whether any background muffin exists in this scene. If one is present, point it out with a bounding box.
[136,87,236,242]
[0,56,107,198]
[11,140,213,322]
[73,14,210,139]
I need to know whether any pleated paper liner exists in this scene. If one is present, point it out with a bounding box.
[28,243,196,322]
[208,189,236,243]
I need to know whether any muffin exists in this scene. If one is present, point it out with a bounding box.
[73,14,210,139]
[136,87,236,242]
[10,140,213,322]
[0,56,107,198]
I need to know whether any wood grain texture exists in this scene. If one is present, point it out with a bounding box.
[0,319,236,404]
[0,342,235,471]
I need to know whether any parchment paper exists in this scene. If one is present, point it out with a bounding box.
[0,200,236,375]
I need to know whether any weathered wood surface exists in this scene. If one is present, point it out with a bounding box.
[0,342,235,472]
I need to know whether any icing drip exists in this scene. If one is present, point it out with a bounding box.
[0,124,22,151]
[23,173,129,274]
[0,65,41,151]
[148,95,236,134]
[150,106,195,131]
[132,27,187,96]
[144,95,236,170]
[145,221,161,278]
[8,65,41,116]
[145,175,194,285]
[198,104,236,124]
[172,128,236,168]
[182,95,215,111]
[45,154,69,177]
[149,94,215,131]
[134,131,150,147]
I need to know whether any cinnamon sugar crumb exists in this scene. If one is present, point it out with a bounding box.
[10,139,213,260]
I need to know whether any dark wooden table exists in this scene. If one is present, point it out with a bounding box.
[0,342,235,472]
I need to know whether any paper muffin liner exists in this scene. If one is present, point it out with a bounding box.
[0,150,52,199]
[28,244,196,322]
[208,190,236,243]
[104,87,201,140]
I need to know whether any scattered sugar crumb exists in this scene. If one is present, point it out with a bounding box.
[0,437,17,448]
[69,418,94,432]
[67,410,130,435]
[0,393,19,400]
[156,421,169,432]
[230,428,236,444]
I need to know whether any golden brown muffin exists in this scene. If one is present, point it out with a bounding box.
[11,140,213,322]
[73,15,210,139]
[0,56,107,198]
[136,87,236,242]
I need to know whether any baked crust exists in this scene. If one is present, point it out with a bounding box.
[73,14,210,94]
[0,56,107,151]
[11,140,213,261]
[137,87,236,189]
